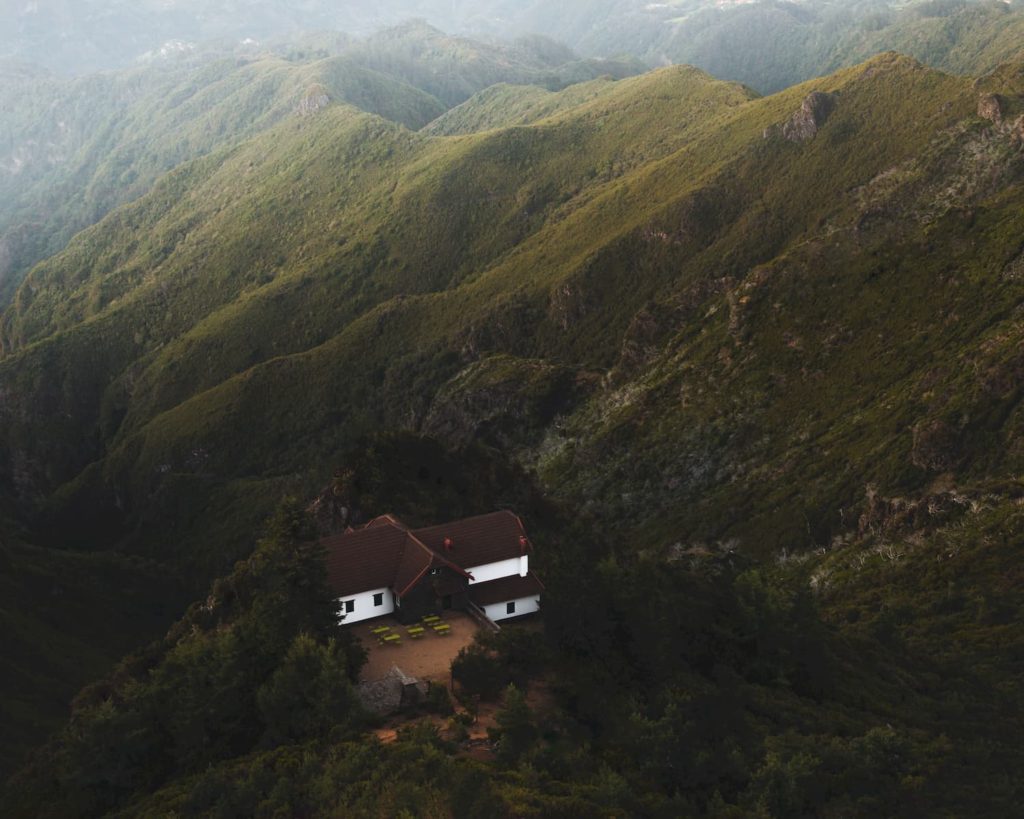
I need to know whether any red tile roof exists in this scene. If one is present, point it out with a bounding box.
[323,515,472,599]
[323,524,408,598]
[470,572,545,607]
[411,510,531,569]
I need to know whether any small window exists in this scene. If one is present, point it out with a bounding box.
[506,601,516,615]
[344,600,355,614]
[373,592,384,607]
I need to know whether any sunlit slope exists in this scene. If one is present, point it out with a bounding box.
[424,65,757,136]
[0,22,640,301]
[0,66,752,505]
[0,56,444,298]
[3,55,1023,572]
[422,79,624,136]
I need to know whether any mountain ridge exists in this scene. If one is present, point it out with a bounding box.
[1,37,1023,811]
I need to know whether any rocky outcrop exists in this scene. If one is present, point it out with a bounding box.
[857,484,974,539]
[357,666,426,716]
[422,355,583,451]
[1004,249,1024,281]
[307,477,355,536]
[764,91,838,142]
[296,85,331,116]
[548,277,591,332]
[610,276,735,383]
[1012,115,1024,145]
[977,92,1003,124]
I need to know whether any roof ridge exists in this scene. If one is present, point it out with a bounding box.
[410,530,474,579]
[364,513,408,530]
[409,508,518,534]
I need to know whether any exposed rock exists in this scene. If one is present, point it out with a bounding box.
[1012,115,1024,145]
[307,478,354,536]
[1004,249,1024,281]
[615,305,666,378]
[357,666,427,716]
[296,86,331,116]
[857,484,974,539]
[977,92,1003,124]
[764,91,837,142]
[611,277,735,383]
[549,278,590,331]
[421,355,582,450]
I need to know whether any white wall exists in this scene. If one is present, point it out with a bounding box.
[482,594,540,622]
[467,555,528,585]
[338,587,394,625]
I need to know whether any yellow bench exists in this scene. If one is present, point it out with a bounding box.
[432,623,451,635]
[381,633,402,645]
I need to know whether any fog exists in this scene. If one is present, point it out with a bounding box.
[0,0,645,75]
[4,1,1009,80]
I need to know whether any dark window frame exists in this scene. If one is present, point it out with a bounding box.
[373,592,384,607]
[506,601,516,615]
[344,600,355,614]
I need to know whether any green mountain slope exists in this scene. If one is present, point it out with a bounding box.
[565,0,1024,94]
[0,23,640,303]
[0,56,441,297]
[2,53,1022,562]
[0,64,753,524]
[1,50,1023,808]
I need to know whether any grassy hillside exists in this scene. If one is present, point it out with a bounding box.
[3,54,1022,564]
[566,0,1024,94]
[0,23,640,303]
[1,48,1023,808]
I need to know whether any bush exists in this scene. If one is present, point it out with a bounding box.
[424,682,455,716]
[451,645,505,701]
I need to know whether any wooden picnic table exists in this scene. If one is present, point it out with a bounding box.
[422,615,441,624]
[432,623,451,635]
[381,633,402,645]
[406,626,425,634]
[370,625,391,635]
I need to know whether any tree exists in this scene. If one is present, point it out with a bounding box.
[451,644,505,701]
[256,634,362,747]
[493,684,536,764]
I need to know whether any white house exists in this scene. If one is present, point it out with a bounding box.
[322,510,543,625]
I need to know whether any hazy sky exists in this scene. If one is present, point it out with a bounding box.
[0,1,670,74]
